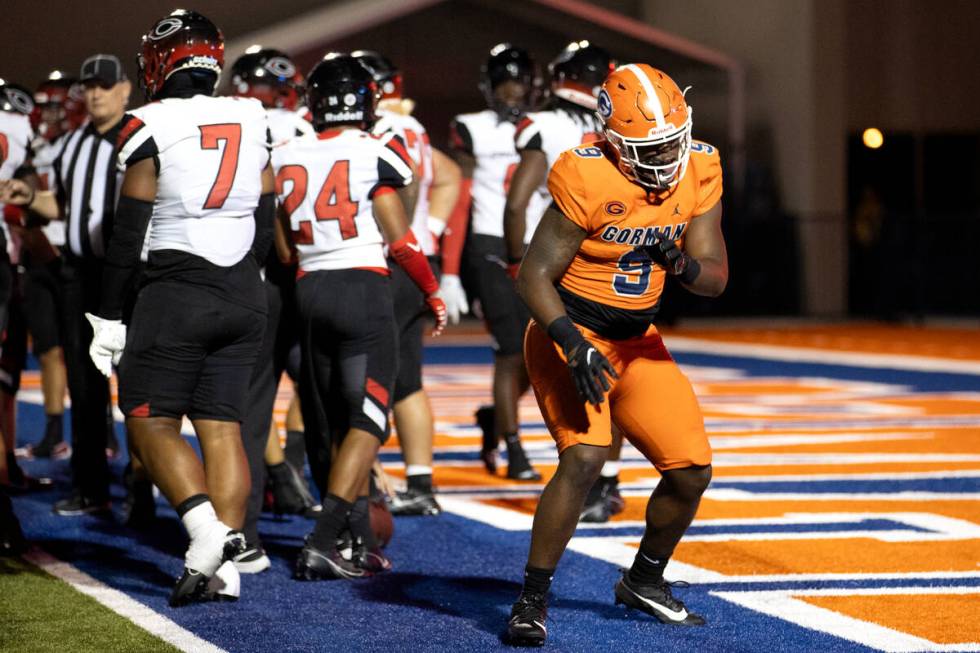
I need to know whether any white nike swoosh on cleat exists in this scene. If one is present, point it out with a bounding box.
[532,621,547,633]
[626,586,689,621]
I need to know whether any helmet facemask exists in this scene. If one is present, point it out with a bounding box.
[605,112,692,192]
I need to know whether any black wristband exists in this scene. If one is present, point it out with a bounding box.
[546,315,586,352]
[679,256,702,284]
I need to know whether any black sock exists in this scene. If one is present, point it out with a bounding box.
[309,493,353,551]
[6,453,23,485]
[628,550,668,586]
[284,430,305,470]
[44,413,64,443]
[407,473,432,494]
[503,431,521,447]
[348,496,378,548]
[521,565,555,596]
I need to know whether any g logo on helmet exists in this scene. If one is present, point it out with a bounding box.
[264,57,296,80]
[597,89,613,120]
[604,201,626,216]
[150,17,184,40]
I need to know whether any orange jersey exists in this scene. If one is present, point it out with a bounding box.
[547,140,722,334]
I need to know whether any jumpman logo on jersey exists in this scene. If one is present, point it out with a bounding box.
[672,204,681,217]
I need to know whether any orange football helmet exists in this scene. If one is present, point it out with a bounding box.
[597,63,692,191]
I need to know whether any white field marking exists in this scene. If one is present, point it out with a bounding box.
[577,512,980,532]
[437,497,534,531]
[710,588,980,652]
[705,401,918,417]
[705,489,980,502]
[637,470,980,483]
[663,335,980,376]
[23,549,226,653]
[431,487,980,502]
[710,452,980,466]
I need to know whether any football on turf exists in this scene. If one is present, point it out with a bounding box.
[369,496,394,547]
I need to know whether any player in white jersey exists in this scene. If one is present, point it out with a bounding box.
[226,47,317,573]
[16,72,84,460]
[275,54,445,581]
[505,41,627,525]
[0,80,36,548]
[449,44,542,481]
[84,11,275,606]
[353,50,463,517]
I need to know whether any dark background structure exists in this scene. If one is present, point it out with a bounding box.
[2,0,978,320]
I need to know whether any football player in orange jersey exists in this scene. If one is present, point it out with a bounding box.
[505,64,727,645]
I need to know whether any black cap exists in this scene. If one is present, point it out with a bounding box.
[80,54,126,85]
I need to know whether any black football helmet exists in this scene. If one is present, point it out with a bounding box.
[548,40,614,109]
[305,53,378,131]
[138,9,224,100]
[0,79,35,116]
[229,47,303,110]
[479,43,534,122]
[351,50,402,100]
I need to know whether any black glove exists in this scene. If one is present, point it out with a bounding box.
[547,316,619,406]
[636,239,701,283]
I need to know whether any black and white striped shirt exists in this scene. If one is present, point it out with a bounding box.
[53,119,126,259]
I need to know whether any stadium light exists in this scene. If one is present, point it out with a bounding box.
[862,127,884,149]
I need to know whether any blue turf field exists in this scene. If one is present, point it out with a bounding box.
[9,342,980,652]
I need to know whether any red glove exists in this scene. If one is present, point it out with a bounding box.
[507,260,520,281]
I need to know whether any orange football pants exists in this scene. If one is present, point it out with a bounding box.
[524,320,711,471]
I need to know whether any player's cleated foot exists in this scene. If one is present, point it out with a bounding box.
[614,575,706,626]
[232,545,271,574]
[475,406,498,474]
[169,568,209,606]
[506,591,548,646]
[580,476,620,523]
[170,531,246,606]
[352,538,392,574]
[505,444,542,482]
[294,540,367,581]
[388,488,441,516]
[21,435,71,460]
[52,493,109,516]
[268,462,315,515]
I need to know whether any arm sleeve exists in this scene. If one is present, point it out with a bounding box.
[99,195,153,320]
[251,192,276,262]
[547,152,591,230]
[692,143,723,216]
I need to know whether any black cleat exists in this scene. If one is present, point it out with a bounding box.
[268,462,315,515]
[52,493,109,516]
[294,540,367,581]
[580,476,620,523]
[388,488,441,516]
[614,575,706,626]
[351,537,392,574]
[506,591,548,646]
[169,531,246,607]
[505,443,541,482]
[169,569,209,607]
[475,406,498,474]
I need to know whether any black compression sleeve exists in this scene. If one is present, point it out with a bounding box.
[250,192,276,262]
[99,195,153,320]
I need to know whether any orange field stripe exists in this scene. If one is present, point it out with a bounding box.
[672,539,980,575]
[800,593,980,645]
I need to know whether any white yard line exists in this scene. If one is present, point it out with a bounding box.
[23,548,225,653]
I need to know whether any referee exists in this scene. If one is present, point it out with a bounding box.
[0,54,131,515]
